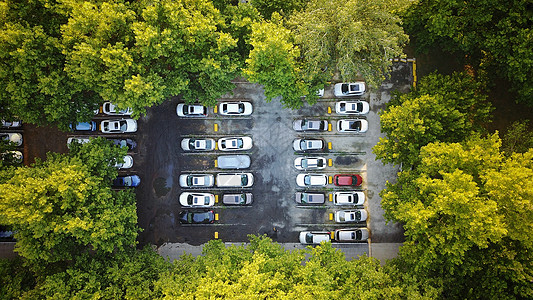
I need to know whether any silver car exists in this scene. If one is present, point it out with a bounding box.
[293,139,325,151]
[295,192,325,204]
[179,174,215,188]
[217,155,250,169]
[181,138,215,151]
[293,119,328,131]
[222,193,253,205]
[334,228,369,242]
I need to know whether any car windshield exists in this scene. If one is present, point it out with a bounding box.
[305,233,314,244]
[355,230,362,240]
[304,175,311,185]
[341,84,348,93]
[356,102,363,111]
[237,194,245,204]
[241,175,248,185]
[354,210,361,220]
[119,120,127,131]
[301,159,308,168]
[349,121,361,130]
[350,84,361,92]
[229,138,243,148]
[338,213,346,222]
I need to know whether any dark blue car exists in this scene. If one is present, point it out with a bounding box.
[70,121,97,131]
[113,175,140,187]
[179,210,215,224]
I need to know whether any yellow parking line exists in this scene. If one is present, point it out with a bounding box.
[215,213,219,221]
[328,158,332,167]
[327,107,332,114]
[215,195,219,203]
[214,106,218,114]
[328,142,332,150]
[214,123,219,132]
[329,194,333,202]
[214,160,218,168]
[328,123,332,131]
[328,176,333,184]
[329,213,333,220]
[214,232,219,239]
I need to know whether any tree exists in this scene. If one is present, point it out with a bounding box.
[382,135,533,298]
[250,0,308,19]
[34,247,167,299]
[289,0,409,89]
[0,0,96,130]
[402,0,533,105]
[0,138,139,263]
[373,72,492,166]
[500,120,533,155]
[156,235,417,298]
[244,15,318,109]
[0,258,36,300]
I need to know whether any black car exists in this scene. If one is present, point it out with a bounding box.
[109,138,137,151]
[179,210,215,224]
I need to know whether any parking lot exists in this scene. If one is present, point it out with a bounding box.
[135,62,413,248]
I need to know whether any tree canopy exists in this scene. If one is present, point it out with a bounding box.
[289,0,409,89]
[373,72,492,166]
[0,138,139,263]
[402,0,533,105]
[382,134,533,299]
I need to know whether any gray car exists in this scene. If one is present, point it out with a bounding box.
[217,155,251,169]
[222,193,253,205]
[295,192,325,204]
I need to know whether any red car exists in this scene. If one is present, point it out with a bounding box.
[334,174,362,186]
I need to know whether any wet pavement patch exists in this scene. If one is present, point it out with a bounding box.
[153,176,171,197]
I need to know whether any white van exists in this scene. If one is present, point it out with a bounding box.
[216,173,254,187]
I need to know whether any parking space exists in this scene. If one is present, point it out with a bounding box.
[136,62,413,247]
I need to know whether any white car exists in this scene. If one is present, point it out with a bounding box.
[1,120,22,128]
[102,102,133,115]
[1,150,23,163]
[219,102,253,116]
[335,101,369,114]
[334,82,366,97]
[333,192,365,205]
[337,119,368,133]
[218,137,252,151]
[334,209,368,223]
[217,155,251,169]
[294,157,326,170]
[293,139,324,151]
[296,174,328,187]
[176,103,208,117]
[67,137,92,146]
[179,174,215,188]
[334,228,369,242]
[299,231,331,245]
[101,119,137,133]
[0,133,22,146]
[293,119,328,131]
[181,138,215,151]
[114,155,133,169]
[179,192,215,207]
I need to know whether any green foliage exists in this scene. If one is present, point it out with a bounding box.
[0,258,36,300]
[402,0,533,104]
[250,0,308,19]
[289,0,409,89]
[34,247,167,299]
[501,120,533,155]
[373,72,492,166]
[244,15,317,109]
[156,235,416,299]
[382,135,533,298]
[0,138,139,263]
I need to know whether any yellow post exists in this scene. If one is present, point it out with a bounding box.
[330,232,335,239]
[328,158,332,167]
[328,142,332,150]
[215,213,219,221]
[327,107,332,114]
[328,176,333,184]
[329,194,333,202]
[215,143,218,150]
[214,232,219,239]
[214,123,219,132]
[328,123,332,131]
[214,105,218,114]
[215,195,219,203]
[214,160,218,168]
[329,213,333,220]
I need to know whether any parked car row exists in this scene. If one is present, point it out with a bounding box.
[1,120,24,165]
[181,136,253,151]
[178,102,255,224]
[292,96,370,244]
[176,101,253,117]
